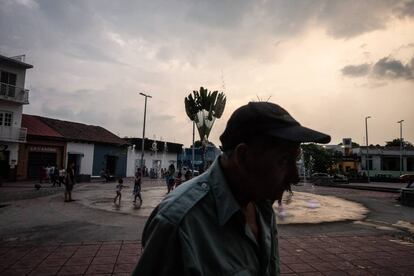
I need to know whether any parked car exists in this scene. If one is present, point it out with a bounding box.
[332,174,349,184]
[190,170,200,176]
[310,173,332,185]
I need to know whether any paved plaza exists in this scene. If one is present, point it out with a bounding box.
[1,179,413,275]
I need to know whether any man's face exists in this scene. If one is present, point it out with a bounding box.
[244,141,300,202]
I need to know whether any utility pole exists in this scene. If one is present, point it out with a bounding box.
[365,116,371,182]
[192,120,195,176]
[397,120,404,176]
[139,92,152,180]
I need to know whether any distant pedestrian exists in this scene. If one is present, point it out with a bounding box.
[39,166,46,184]
[51,165,59,187]
[174,172,183,188]
[166,163,176,194]
[167,176,175,194]
[133,170,142,206]
[64,163,75,202]
[184,170,191,182]
[58,168,65,187]
[47,165,53,184]
[114,178,127,205]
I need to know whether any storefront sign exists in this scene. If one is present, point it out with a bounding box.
[29,146,57,152]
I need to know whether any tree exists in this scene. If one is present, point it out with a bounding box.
[192,140,216,148]
[385,139,414,149]
[302,144,342,174]
[185,87,226,170]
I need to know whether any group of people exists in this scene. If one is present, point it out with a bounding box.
[113,164,195,206]
[39,165,66,186]
[164,164,192,194]
[36,164,75,202]
[113,168,142,207]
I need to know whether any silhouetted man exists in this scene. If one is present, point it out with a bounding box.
[133,101,330,275]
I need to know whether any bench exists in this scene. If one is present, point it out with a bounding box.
[400,188,414,207]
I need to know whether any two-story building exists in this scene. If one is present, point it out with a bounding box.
[0,54,33,181]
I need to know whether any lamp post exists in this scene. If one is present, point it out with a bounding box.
[139,92,152,179]
[365,116,371,182]
[397,120,404,176]
[192,120,195,176]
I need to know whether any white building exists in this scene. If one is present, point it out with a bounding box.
[66,142,94,176]
[125,138,182,177]
[355,146,414,178]
[0,54,33,181]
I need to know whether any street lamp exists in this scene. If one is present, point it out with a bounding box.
[397,120,404,176]
[139,92,152,179]
[365,116,371,182]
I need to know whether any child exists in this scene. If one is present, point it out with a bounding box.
[133,169,142,206]
[113,178,127,205]
[167,175,175,194]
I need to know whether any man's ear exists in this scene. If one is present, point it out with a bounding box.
[233,143,249,171]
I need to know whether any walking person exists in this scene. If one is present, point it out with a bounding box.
[174,171,183,188]
[133,169,143,206]
[166,163,175,194]
[64,163,75,202]
[58,168,65,187]
[133,101,331,275]
[113,178,127,205]
[51,165,59,187]
[167,175,175,194]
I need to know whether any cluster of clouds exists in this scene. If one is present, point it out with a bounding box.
[1,0,414,145]
[342,54,414,81]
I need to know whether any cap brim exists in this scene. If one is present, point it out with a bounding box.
[267,125,331,144]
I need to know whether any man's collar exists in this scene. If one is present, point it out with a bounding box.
[207,156,242,226]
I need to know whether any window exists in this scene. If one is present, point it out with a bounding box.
[0,111,13,126]
[407,157,414,172]
[0,71,17,97]
[381,156,399,171]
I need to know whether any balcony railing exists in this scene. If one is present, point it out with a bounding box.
[0,82,29,104]
[0,126,27,142]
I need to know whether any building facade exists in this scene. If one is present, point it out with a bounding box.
[356,146,414,178]
[125,138,182,177]
[20,114,128,180]
[178,144,221,172]
[0,54,33,181]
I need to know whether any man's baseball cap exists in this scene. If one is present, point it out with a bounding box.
[219,101,331,150]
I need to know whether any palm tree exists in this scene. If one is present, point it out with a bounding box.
[185,87,226,171]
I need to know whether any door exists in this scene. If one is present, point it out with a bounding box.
[0,150,10,180]
[27,152,57,179]
[68,154,81,176]
[106,155,117,175]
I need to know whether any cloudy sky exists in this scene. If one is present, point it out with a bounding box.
[1,0,413,147]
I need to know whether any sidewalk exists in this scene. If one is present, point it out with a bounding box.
[0,235,413,275]
[326,182,406,193]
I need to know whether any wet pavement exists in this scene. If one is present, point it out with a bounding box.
[1,178,414,275]
[73,181,368,224]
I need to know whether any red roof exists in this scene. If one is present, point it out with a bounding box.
[22,114,63,138]
[22,114,127,145]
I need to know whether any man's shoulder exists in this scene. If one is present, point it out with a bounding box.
[156,174,212,225]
